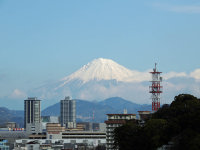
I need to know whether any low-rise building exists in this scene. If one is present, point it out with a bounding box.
[6,122,17,129]
[15,132,106,150]
[0,130,28,149]
[46,123,65,139]
[62,131,106,144]
[41,116,59,131]
[138,111,151,121]
[76,122,106,132]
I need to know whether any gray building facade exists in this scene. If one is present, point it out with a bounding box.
[60,96,76,128]
[24,97,42,134]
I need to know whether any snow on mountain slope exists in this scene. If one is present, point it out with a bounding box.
[56,58,150,89]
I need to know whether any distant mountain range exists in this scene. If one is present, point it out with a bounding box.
[42,97,151,122]
[0,97,151,127]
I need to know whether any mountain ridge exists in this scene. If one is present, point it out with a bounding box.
[42,97,151,122]
[0,97,151,127]
[0,107,24,127]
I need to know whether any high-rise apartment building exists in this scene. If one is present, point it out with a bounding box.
[24,97,42,134]
[105,113,136,150]
[60,96,76,128]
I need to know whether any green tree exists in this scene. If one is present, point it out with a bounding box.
[144,119,169,149]
[114,122,146,150]
[113,94,200,150]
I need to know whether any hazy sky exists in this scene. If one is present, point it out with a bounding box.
[0,0,200,104]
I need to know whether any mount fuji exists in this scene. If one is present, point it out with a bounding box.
[30,58,151,107]
[57,58,148,85]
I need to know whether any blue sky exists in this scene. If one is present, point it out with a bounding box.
[0,0,200,107]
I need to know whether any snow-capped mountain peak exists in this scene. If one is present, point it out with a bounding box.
[54,58,151,90]
[61,58,135,83]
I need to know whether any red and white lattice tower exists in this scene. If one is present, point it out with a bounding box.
[149,63,163,111]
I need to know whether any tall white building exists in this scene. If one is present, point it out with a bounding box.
[60,96,76,128]
[24,97,42,134]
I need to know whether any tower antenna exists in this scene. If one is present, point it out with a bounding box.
[149,63,163,111]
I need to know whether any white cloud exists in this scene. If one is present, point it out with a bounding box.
[190,69,200,80]
[163,72,188,80]
[29,67,200,107]
[75,83,150,104]
[153,3,200,13]
[162,69,200,81]
[129,70,151,82]
[10,89,27,99]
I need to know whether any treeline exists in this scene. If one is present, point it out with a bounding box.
[113,94,200,150]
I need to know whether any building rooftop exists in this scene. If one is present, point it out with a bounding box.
[106,114,136,116]
[25,97,41,101]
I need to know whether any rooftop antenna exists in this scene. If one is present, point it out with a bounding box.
[123,109,127,114]
[93,110,95,122]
